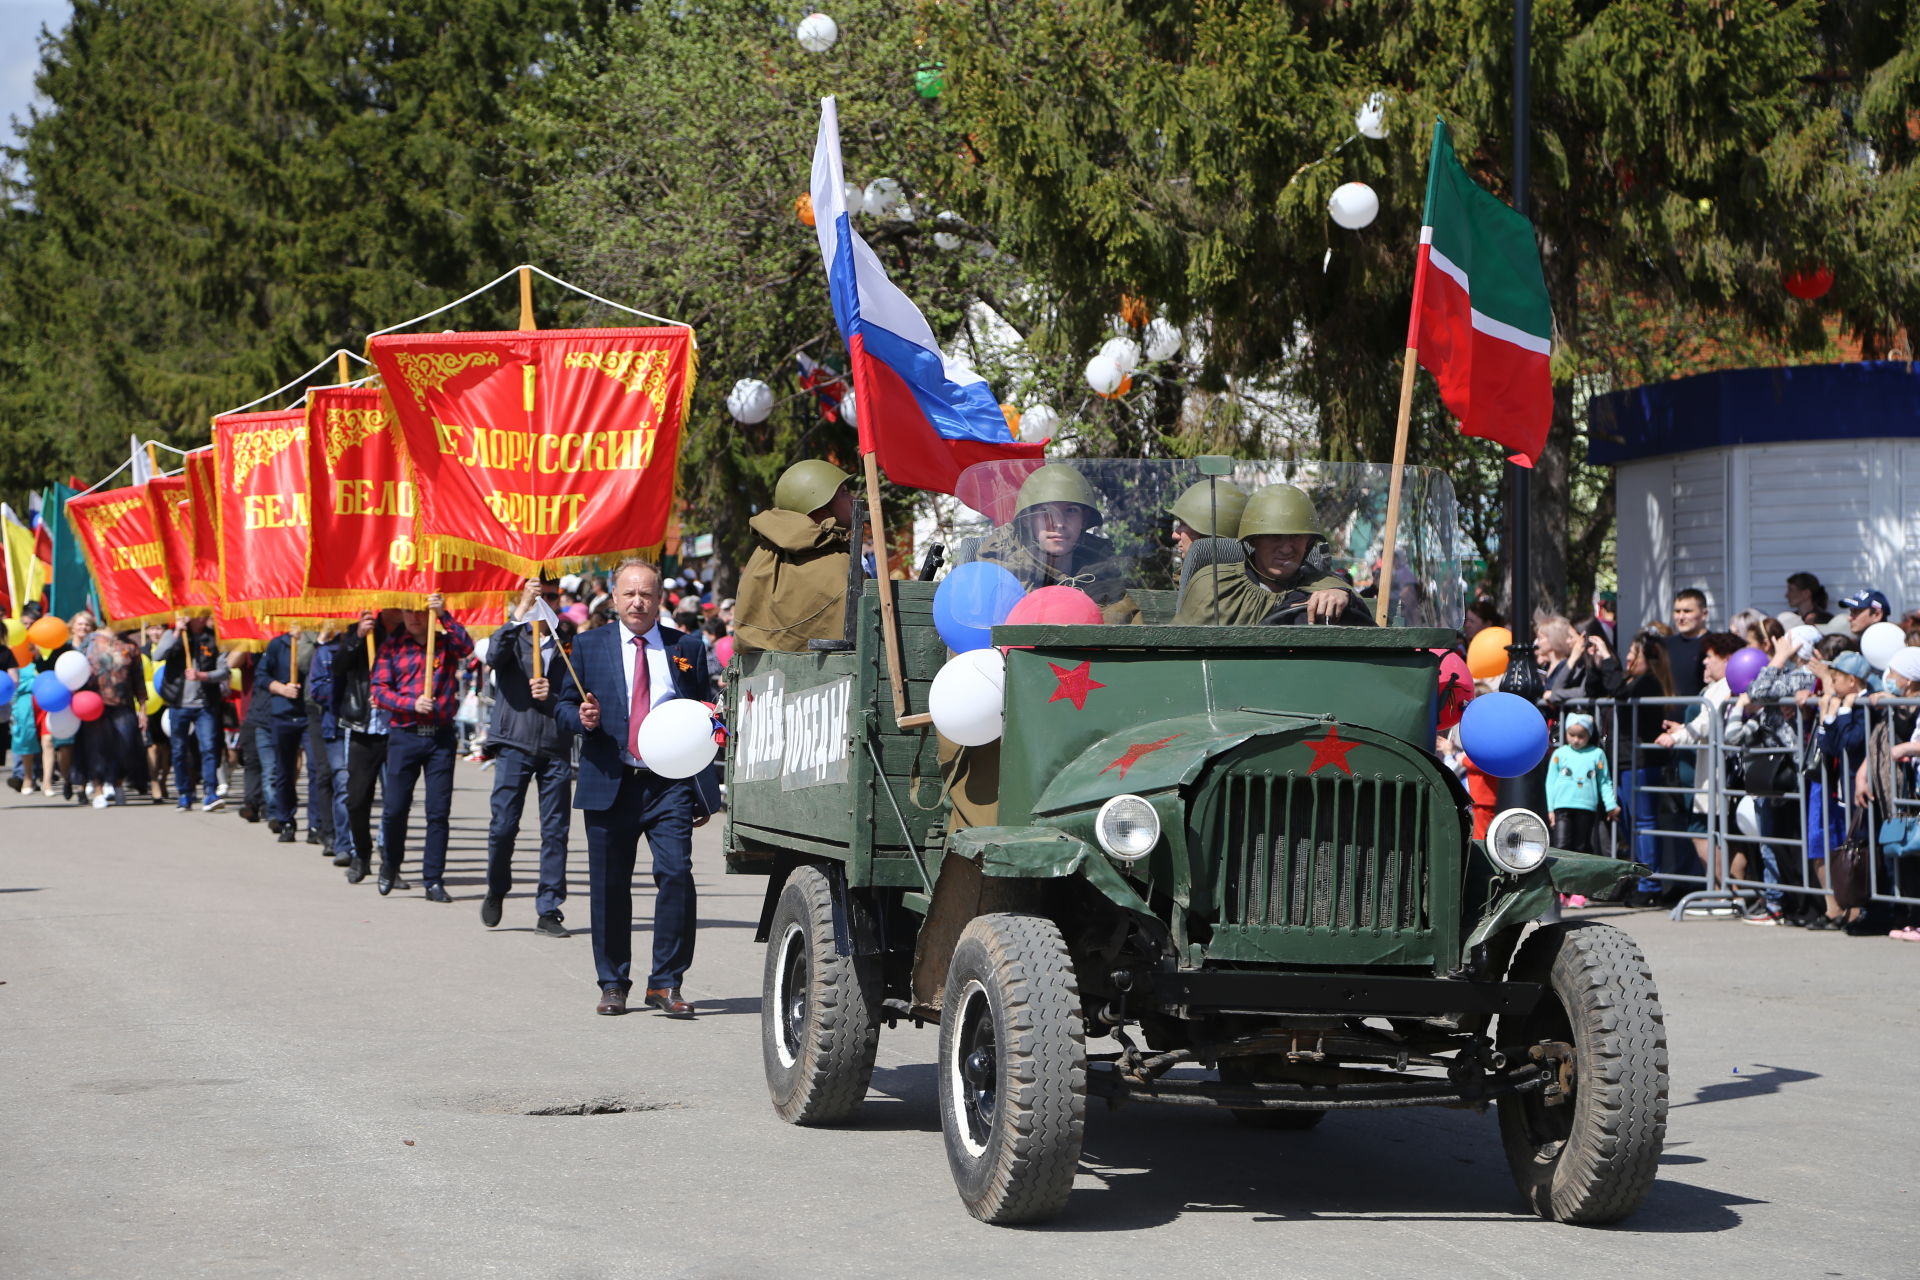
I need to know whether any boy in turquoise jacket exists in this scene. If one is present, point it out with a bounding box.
[1547,713,1620,879]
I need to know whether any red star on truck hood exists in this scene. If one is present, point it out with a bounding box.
[1303,726,1357,775]
[1047,660,1107,711]
[1100,734,1182,780]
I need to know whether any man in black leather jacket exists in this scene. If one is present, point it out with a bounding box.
[330,610,403,886]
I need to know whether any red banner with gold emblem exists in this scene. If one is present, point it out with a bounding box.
[213,407,313,617]
[65,484,175,626]
[365,327,696,575]
[185,448,222,600]
[305,385,520,621]
[145,475,214,616]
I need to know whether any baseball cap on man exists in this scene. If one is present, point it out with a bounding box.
[1828,651,1872,680]
[1840,588,1891,617]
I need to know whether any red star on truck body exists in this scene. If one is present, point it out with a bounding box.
[1303,726,1358,775]
[1100,734,1182,780]
[1047,660,1107,711]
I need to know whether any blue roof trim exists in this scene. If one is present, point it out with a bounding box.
[1587,361,1920,465]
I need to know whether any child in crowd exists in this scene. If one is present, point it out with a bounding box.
[1546,713,1620,906]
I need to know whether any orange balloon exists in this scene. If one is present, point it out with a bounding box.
[1466,626,1512,680]
[26,616,69,651]
[11,641,33,667]
[1000,403,1021,440]
[794,193,816,227]
[1095,374,1133,400]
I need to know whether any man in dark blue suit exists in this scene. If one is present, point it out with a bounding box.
[554,558,712,1018]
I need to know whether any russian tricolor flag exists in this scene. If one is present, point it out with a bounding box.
[811,97,1043,494]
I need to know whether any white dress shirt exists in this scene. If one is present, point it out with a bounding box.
[617,622,676,768]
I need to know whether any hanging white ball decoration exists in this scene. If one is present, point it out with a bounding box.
[796,13,839,53]
[1328,181,1380,230]
[1355,92,1391,140]
[862,177,903,220]
[842,181,863,213]
[839,389,857,425]
[725,378,775,424]
[1018,404,1058,444]
[1143,318,1183,362]
[932,212,964,251]
[928,648,1006,747]
[1098,336,1141,375]
[1083,355,1125,396]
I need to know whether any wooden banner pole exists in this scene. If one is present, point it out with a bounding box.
[335,351,349,385]
[423,596,437,707]
[518,267,536,331]
[1374,347,1419,626]
[862,452,932,729]
[530,616,544,681]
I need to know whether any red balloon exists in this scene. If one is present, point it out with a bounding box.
[1784,265,1833,300]
[1000,585,1103,651]
[1436,650,1475,731]
[70,690,105,722]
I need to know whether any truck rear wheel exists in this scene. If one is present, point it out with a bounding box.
[761,865,881,1126]
[938,913,1086,1224]
[1497,921,1668,1224]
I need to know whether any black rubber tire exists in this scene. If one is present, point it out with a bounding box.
[1217,1060,1326,1130]
[761,865,882,1126]
[938,913,1087,1225]
[1497,921,1668,1224]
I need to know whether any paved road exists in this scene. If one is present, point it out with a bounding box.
[2,768,1914,1279]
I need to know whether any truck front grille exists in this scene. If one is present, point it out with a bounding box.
[1214,770,1431,934]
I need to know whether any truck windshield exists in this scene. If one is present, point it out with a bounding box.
[939,458,1463,630]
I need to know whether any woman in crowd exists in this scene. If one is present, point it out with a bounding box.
[1585,628,1674,903]
[1656,632,1746,889]
[79,624,148,806]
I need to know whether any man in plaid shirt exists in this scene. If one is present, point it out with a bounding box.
[371,593,473,900]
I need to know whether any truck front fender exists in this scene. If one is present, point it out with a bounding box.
[945,825,1153,916]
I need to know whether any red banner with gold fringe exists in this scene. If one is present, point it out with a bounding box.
[185,448,222,600]
[365,327,696,575]
[145,475,214,616]
[213,407,313,618]
[65,483,174,626]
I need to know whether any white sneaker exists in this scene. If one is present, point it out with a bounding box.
[216,780,229,798]
[90,793,108,809]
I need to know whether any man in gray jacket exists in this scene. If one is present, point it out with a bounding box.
[153,617,230,812]
[481,578,573,938]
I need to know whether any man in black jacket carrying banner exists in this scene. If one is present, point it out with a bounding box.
[481,578,573,938]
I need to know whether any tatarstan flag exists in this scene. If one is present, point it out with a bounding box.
[1411,120,1554,466]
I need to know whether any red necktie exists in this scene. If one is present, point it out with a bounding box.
[628,634,651,761]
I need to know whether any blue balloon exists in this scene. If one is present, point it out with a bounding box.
[933,561,1026,652]
[1458,691,1550,778]
[32,670,72,714]
[0,670,13,703]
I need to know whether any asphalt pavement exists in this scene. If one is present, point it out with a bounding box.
[1,766,1914,1279]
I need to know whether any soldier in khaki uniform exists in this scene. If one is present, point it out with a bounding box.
[973,464,1138,624]
[1165,478,1248,558]
[733,460,857,653]
[1173,483,1372,626]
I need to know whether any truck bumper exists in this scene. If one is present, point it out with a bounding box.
[1149,969,1543,1018]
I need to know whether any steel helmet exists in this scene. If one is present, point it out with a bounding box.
[1012,463,1103,529]
[1236,483,1322,541]
[773,459,852,516]
[1166,479,1248,539]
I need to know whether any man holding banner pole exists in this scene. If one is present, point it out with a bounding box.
[480,578,573,938]
[370,593,473,901]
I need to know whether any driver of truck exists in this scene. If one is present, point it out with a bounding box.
[973,463,1139,624]
[1171,482,1373,626]
[1166,478,1248,559]
[733,459,857,653]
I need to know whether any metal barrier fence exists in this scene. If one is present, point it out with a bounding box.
[1554,691,1920,923]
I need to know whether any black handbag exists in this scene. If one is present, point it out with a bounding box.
[1740,749,1797,797]
[1830,822,1873,911]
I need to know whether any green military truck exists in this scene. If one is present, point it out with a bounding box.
[723,459,1666,1226]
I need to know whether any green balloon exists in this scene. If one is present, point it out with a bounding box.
[914,63,945,99]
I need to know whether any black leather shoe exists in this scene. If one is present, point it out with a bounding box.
[424,883,453,903]
[535,911,570,939]
[596,986,628,1016]
[480,896,503,928]
[238,805,259,823]
[345,858,368,884]
[377,870,396,896]
[331,853,352,867]
[306,829,323,846]
[277,826,296,844]
[643,987,696,1018]
[268,818,283,834]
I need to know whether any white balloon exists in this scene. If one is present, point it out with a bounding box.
[843,181,863,212]
[1083,355,1125,396]
[1328,181,1380,230]
[1143,317,1183,362]
[1098,337,1141,375]
[726,378,775,425]
[45,706,81,739]
[1355,92,1391,140]
[1018,404,1058,444]
[863,177,903,220]
[796,12,839,53]
[54,650,93,691]
[839,389,857,425]
[636,698,721,779]
[1861,621,1906,670]
[933,210,964,251]
[929,648,1006,747]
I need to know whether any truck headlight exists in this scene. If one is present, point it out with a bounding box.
[1485,807,1550,874]
[1095,795,1160,862]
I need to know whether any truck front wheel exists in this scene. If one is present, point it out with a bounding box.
[1497,921,1668,1224]
[761,865,881,1125]
[937,913,1087,1224]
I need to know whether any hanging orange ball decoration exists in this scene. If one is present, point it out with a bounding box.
[795,194,816,227]
[1783,265,1833,300]
[1118,294,1151,329]
[1000,403,1021,440]
[1094,374,1133,401]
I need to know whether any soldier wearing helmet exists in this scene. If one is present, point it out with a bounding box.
[1172,482,1371,626]
[973,463,1137,623]
[1165,479,1248,559]
[733,460,858,652]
